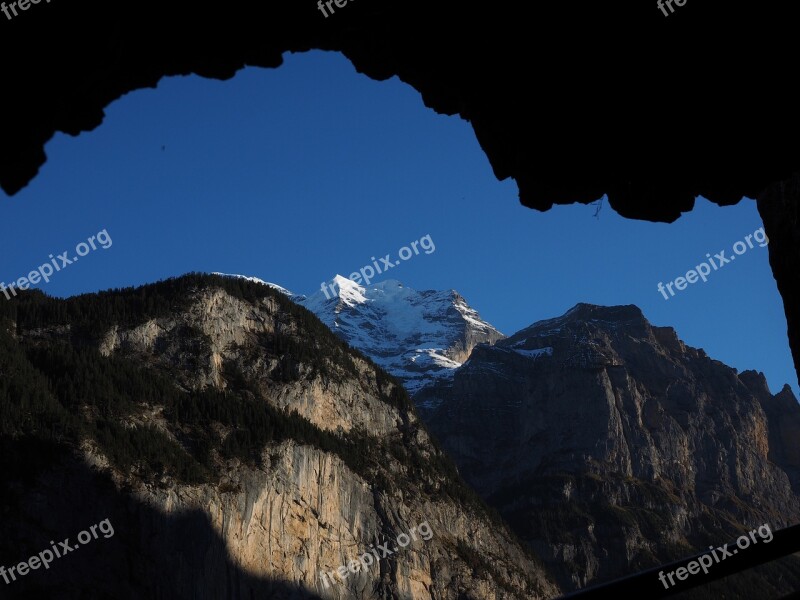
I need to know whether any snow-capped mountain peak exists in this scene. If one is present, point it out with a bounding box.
[301,278,504,394]
[328,274,369,307]
[210,273,504,396]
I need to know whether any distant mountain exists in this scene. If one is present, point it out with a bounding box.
[300,275,505,395]
[415,302,800,595]
[216,274,505,396]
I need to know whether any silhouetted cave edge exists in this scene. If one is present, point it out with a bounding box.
[2,2,799,217]
[0,0,798,385]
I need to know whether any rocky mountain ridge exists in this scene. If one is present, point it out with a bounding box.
[415,302,800,594]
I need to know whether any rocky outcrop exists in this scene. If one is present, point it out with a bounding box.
[416,303,800,592]
[98,288,410,438]
[744,370,800,495]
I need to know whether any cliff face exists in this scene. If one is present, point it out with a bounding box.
[745,372,800,495]
[98,287,411,438]
[0,275,559,599]
[415,303,800,592]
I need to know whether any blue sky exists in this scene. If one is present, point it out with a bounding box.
[0,50,795,394]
